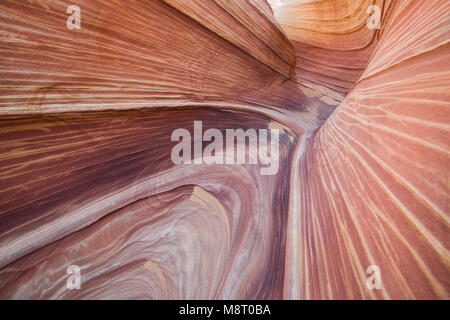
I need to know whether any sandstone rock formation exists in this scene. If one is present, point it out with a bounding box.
[0,0,448,299]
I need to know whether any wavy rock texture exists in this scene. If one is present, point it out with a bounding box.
[0,0,449,299]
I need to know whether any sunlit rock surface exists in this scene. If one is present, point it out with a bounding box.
[0,0,448,299]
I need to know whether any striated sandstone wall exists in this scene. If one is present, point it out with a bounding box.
[0,0,448,299]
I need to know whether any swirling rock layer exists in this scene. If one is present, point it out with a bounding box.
[0,0,448,299]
